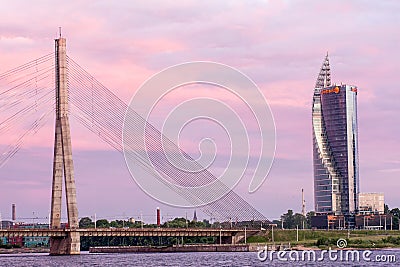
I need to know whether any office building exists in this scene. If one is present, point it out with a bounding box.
[312,54,359,215]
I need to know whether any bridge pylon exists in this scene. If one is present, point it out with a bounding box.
[49,37,80,255]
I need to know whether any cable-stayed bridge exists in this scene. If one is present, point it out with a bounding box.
[0,37,268,254]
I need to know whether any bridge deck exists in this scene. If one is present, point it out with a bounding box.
[0,228,257,238]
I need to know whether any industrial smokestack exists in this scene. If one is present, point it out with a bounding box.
[301,189,306,217]
[156,207,161,227]
[12,204,16,221]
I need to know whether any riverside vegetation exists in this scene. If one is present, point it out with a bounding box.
[248,206,400,249]
[247,229,400,249]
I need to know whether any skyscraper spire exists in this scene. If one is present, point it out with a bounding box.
[315,53,331,89]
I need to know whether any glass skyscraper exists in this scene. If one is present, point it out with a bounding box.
[312,55,359,215]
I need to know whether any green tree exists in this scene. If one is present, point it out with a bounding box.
[280,210,310,229]
[281,210,295,229]
[187,220,210,228]
[293,213,306,228]
[79,217,94,228]
[390,208,400,230]
[110,220,123,228]
[306,211,315,229]
[96,219,110,228]
[202,219,211,228]
[163,217,187,228]
[390,208,400,218]
[384,204,390,214]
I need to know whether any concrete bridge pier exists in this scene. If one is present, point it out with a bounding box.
[49,231,80,255]
[221,230,260,244]
[49,36,80,256]
[221,235,243,245]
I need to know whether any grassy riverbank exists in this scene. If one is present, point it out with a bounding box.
[247,229,400,249]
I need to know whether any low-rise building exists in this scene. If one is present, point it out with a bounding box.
[358,193,384,214]
[2,223,50,247]
[355,214,393,230]
[311,214,347,229]
[1,220,14,229]
[23,236,49,247]
[7,236,23,247]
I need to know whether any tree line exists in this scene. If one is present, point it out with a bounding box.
[78,217,214,250]
[79,217,212,229]
[270,210,314,229]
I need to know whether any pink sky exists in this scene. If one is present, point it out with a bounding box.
[0,0,399,223]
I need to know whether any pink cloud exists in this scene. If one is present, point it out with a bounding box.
[0,0,399,221]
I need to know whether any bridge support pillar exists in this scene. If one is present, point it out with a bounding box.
[50,231,80,255]
[220,233,245,244]
[49,37,80,255]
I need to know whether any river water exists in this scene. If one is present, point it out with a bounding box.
[0,250,398,266]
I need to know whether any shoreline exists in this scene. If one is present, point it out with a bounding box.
[0,247,49,255]
[90,244,251,253]
[1,243,400,255]
[290,244,400,251]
